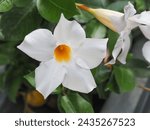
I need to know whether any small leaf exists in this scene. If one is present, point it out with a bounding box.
[37,0,78,22]
[73,9,94,23]
[24,71,35,87]
[85,20,107,38]
[127,58,150,77]
[60,92,94,113]
[60,95,77,113]
[94,65,111,84]
[68,92,94,113]
[106,72,120,93]
[135,0,146,11]
[113,66,136,92]
[0,0,13,12]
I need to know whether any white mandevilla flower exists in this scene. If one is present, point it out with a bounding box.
[17,14,108,99]
[104,2,137,64]
[129,11,150,63]
[77,2,137,64]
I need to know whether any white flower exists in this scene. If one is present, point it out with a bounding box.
[77,2,136,64]
[129,11,150,63]
[107,2,137,64]
[17,14,108,99]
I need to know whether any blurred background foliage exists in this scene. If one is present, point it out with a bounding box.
[0,0,149,112]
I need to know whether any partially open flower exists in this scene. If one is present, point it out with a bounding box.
[77,2,137,64]
[129,11,150,26]
[129,11,150,63]
[17,14,108,99]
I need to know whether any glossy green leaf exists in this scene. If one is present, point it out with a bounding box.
[68,92,94,112]
[107,30,119,53]
[24,71,35,87]
[0,0,13,12]
[94,65,111,84]
[127,58,150,77]
[73,9,93,23]
[113,66,136,92]
[135,0,146,11]
[37,0,78,22]
[0,1,42,41]
[60,95,76,113]
[106,73,120,93]
[85,20,107,38]
[13,0,32,7]
[60,92,94,113]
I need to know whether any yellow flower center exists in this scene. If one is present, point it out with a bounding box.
[54,44,71,62]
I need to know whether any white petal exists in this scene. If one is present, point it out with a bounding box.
[112,35,124,62]
[129,11,150,26]
[62,61,96,93]
[75,38,108,69]
[54,14,86,48]
[111,31,130,64]
[139,25,150,40]
[124,2,136,20]
[142,41,150,63]
[35,59,66,98]
[17,29,57,62]
[117,34,131,64]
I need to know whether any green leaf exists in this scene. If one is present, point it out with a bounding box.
[0,1,42,41]
[73,9,93,23]
[60,92,94,113]
[135,0,146,11]
[85,20,107,38]
[60,95,77,113]
[107,1,128,11]
[0,54,11,65]
[6,77,22,102]
[106,72,120,93]
[127,58,150,77]
[0,0,13,12]
[24,71,35,87]
[3,65,23,102]
[13,0,32,7]
[113,66,136,92]
[94,65,111,84]
[0,74,4,89]
[37,0,78,22]
[107,29,119,53]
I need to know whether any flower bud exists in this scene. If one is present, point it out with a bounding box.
[76,3,125,32]
[26,90,45,107]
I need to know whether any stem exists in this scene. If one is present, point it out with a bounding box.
[61,85,67,95]
[104,50,113,69]
[139,85,150,92]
